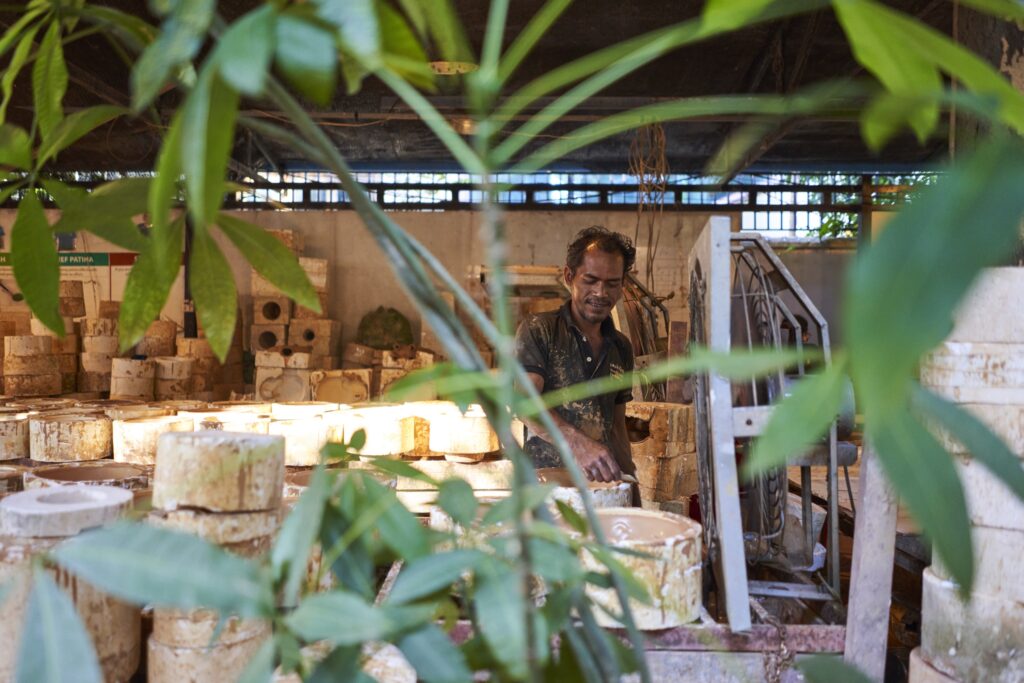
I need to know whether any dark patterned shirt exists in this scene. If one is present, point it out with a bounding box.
[514,301,633,469]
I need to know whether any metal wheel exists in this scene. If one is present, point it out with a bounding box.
[731,248,787,563]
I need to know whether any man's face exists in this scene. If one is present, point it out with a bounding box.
[564,246,626,325]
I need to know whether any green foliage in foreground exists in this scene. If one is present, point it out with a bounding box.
[2,0,1024,681]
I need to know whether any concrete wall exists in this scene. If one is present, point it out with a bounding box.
[222,209,731,347]
[776,245,855,345]
[0,206,854,348]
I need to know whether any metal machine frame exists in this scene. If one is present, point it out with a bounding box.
[688,218,846,630]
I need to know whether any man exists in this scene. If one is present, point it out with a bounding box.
[515,226,636,482]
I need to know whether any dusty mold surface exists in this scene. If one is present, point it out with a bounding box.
[583,508,702,629]
[921,568,1024,683]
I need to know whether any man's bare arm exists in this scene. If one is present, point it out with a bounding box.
[519,372,622,482]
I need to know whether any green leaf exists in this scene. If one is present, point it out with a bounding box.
[378,2,432,91]
[1,25,40,124]
[746,358,848,477]
[0,124,32,169]
[546,626,588,683]
[422,0,472,63]
[362,477,430,560]
[912,386,1024,505]
[386,549,484,605]
[704,119,776,179]
[189,226,237,361]
[236,637,275,683]
[118,217,183,352]
[286,590,432,645]
[41,177,87,207]
[954,0,1024,21]
[272,467,329,605]
[529,537,584,584]
[130,0,214,111]
[37,105,126,166]
[437,478,478,527]
[319,503,377,599]
[509,90,842,173]
[148,111,183,238]
[585,544,651,604]
[15,570,102,683]
[48,177,150,252]
[384,363,500,407]
[497,0,572,83]
[348,428,367,452]
[314,0,380,60]
[121,112,185,351]
[181,70,238,229]
[482,484,554,526]
[515,346,804,419]
[833,0,941,140]
[12,191,62,335]
[307,646,370,683]
[275,12,337,106]
[275,630,303,678]
[845,137,1024,410]
[701,0,785,31]
[52,522,273,616]
[213,5,276,97]
[846,0,1024,136]
[799,656,872,683]
[555,500,588,535]
[494,0,828,163]
[398,624,473,683]
[339,46,370,95]
[860,91,921,153]
[394,0,428,38]
[356,457,439,487]
[32,21,69,142]
[216,213,320,311]
[0,7,43,60]
[872,407,974,595]
[80,6,157,51]
[473,559,528,680]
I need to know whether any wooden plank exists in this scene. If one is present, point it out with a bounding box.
[690,217,750,631]
[843,443,898,682]
[448,619,844,654]
[644,651,821,683]
[632,624,844,653]
[665,320,689,403]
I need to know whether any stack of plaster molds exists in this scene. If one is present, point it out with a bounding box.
[29,411,113,462]
[254,346,316,402]
[110,358,156,401]
[269,401,338,467]
[626,401,697,508]
[0,485,139,681]
[153,356,193,400]
[4,335,60,397]
[30,315,79,392]
[135,319,177,357]
[176,335,245,401]
[911,267,1024,683]
[79,317,121,393]
[147,431,284,683]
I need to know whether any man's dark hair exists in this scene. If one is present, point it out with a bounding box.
[565,226,636,277]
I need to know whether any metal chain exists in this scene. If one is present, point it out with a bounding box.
[757,606,794,679]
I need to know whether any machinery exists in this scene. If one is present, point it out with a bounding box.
[688,218,856,630]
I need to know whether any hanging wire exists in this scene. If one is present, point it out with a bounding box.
[628,123,668,290]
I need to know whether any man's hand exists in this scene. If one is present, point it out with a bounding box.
[574,439,621,483]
